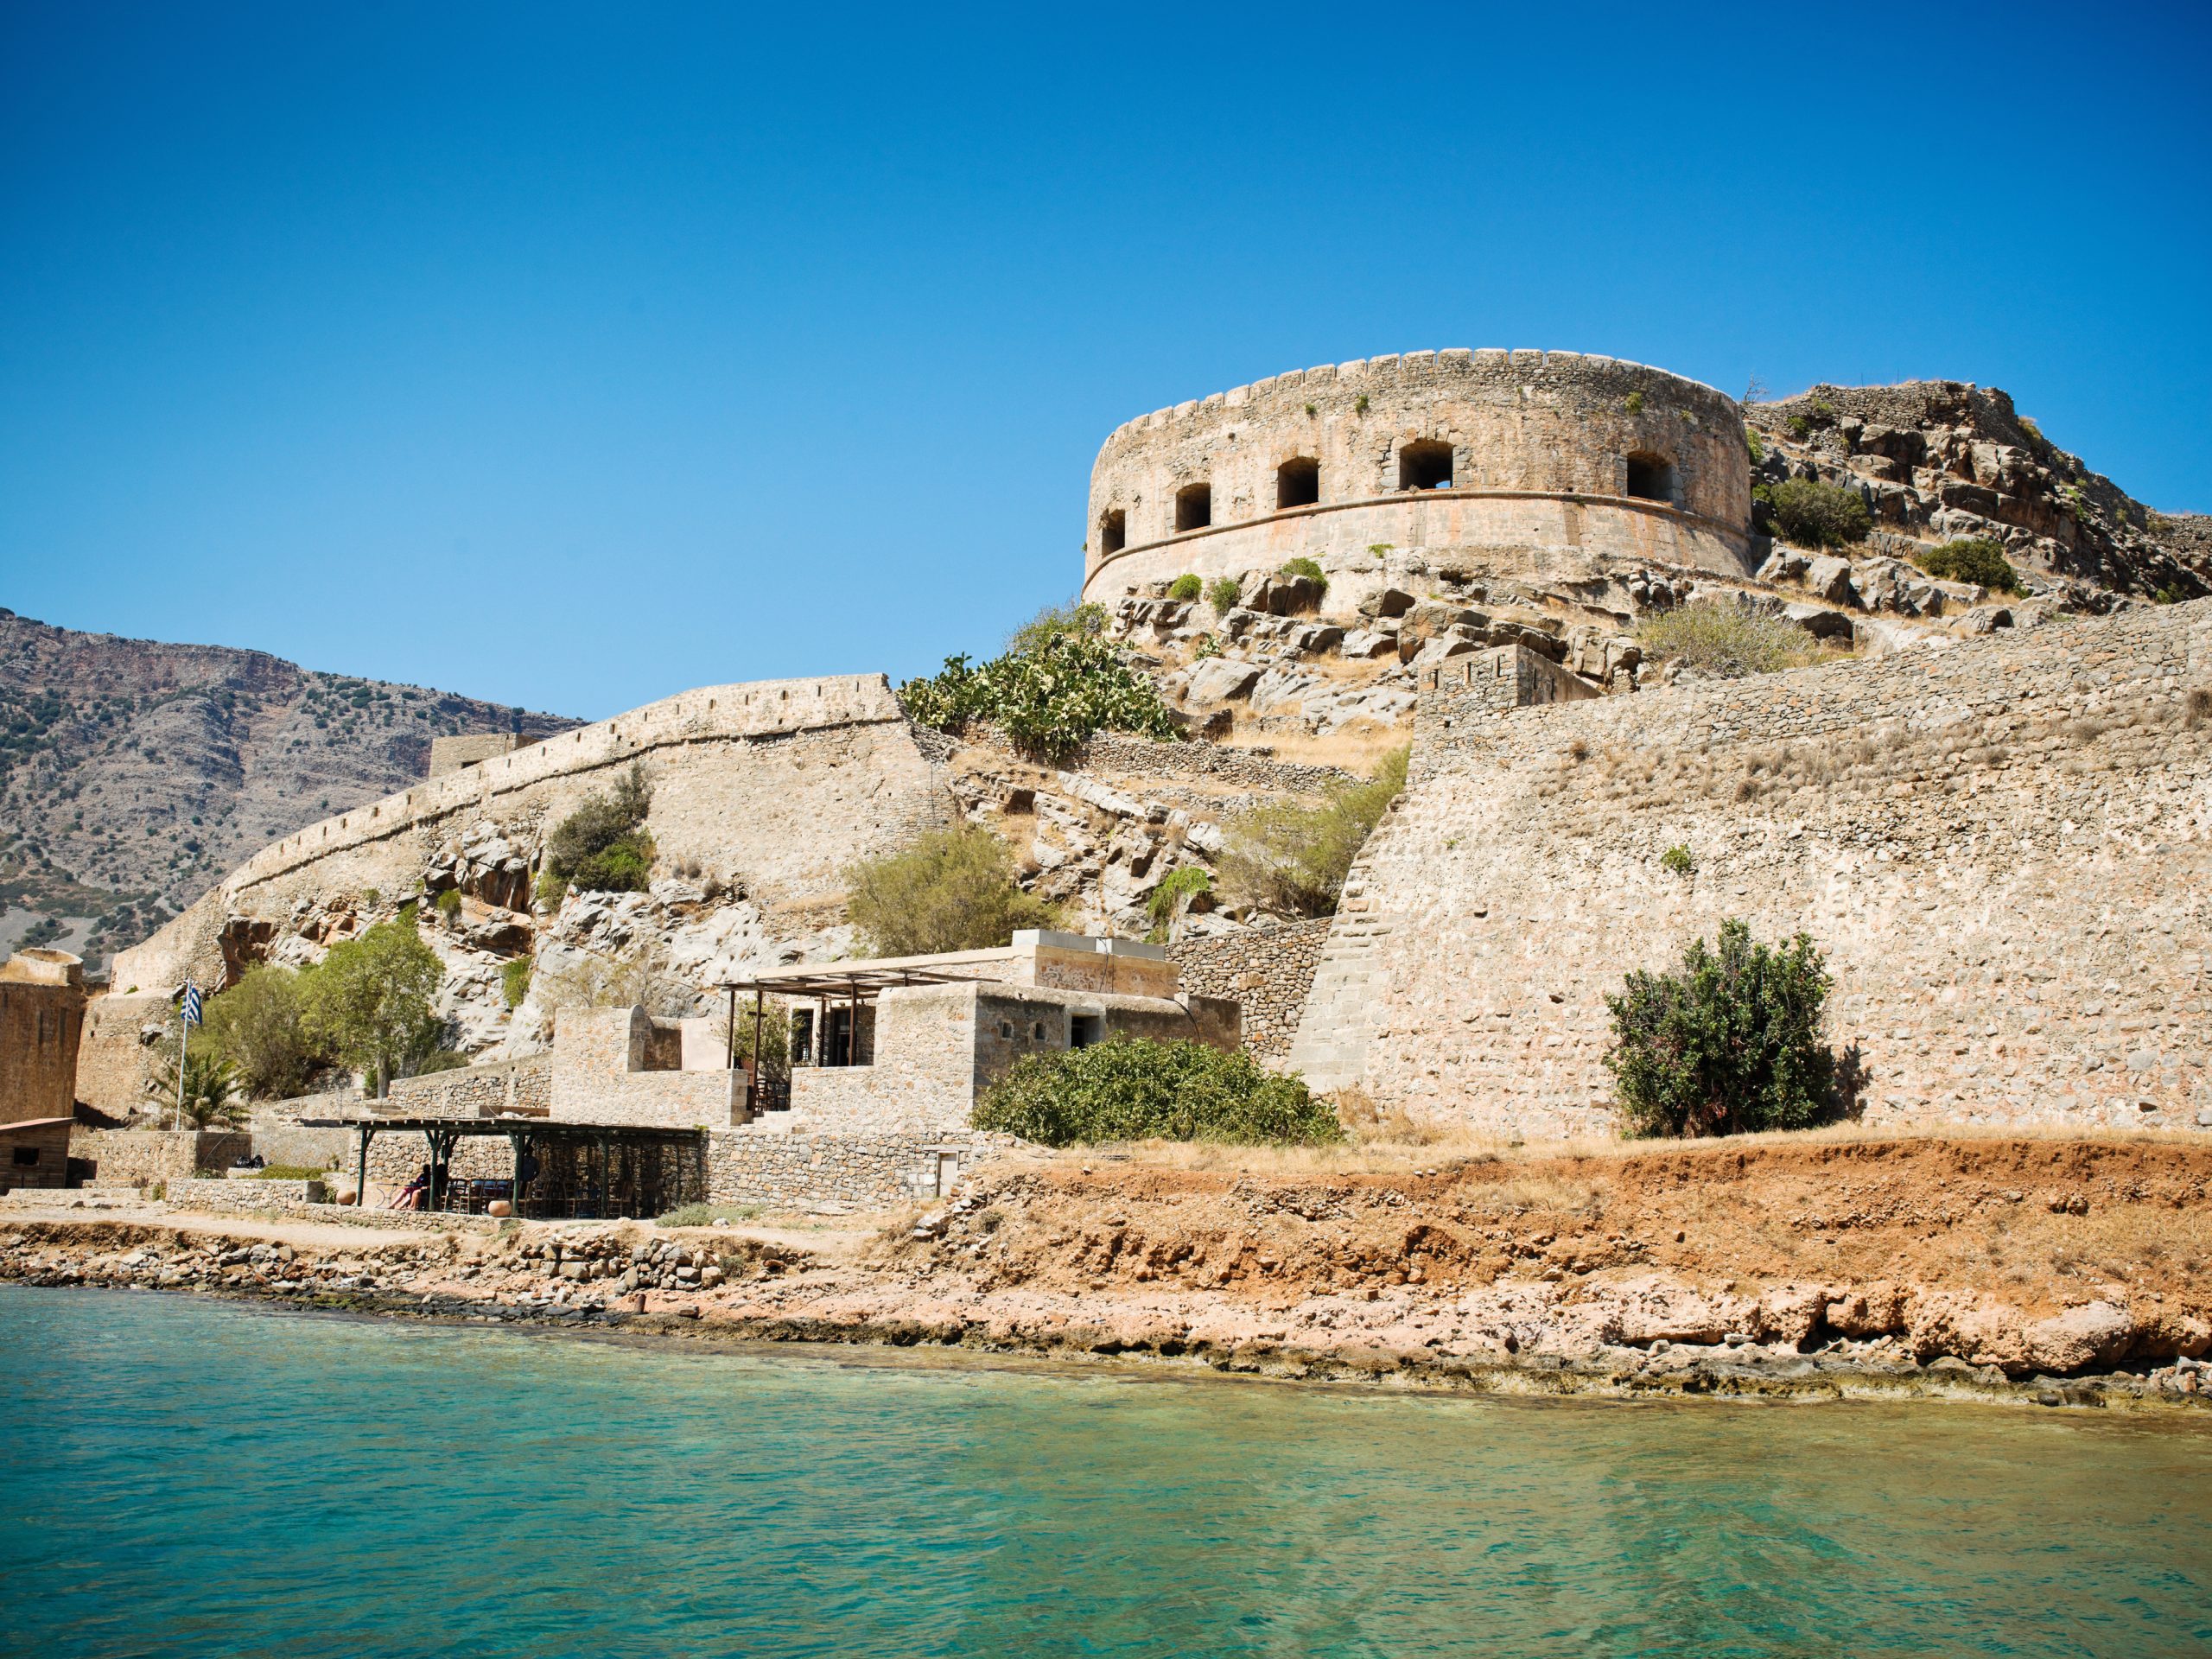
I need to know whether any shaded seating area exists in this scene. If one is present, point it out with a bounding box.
[307,1116,705,1221]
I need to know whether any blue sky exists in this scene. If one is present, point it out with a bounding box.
[3,2,2206,719]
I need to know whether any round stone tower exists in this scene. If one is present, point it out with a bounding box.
[1082,349,1753,614]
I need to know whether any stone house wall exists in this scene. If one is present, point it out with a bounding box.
[386,1058,554,1120]
[0,1120,75,1192]
[1083,349,1754,614]
[1288,597,2212,1139]
[1168,919,1333,1059]
[0,952,86,1126]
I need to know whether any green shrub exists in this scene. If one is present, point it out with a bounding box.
[532,868,568,909]
[1277,556,1328,596]
[973,1038,1343,1147]
[1605,919,1841,1139]
[1745,429,1764,462]
[844,821,1058,957]
[1635,604,1815,678]
[1354,394,1370,414]
[1206,577,1242,614]
[302,916,445,1096]
[202,963,326,1100]
[1007,600,1108,654]
[433,887,462,918]
[896,632,1180,756]
[1761,479,1871,548]
[1167,574,1202,602]
[1915,538,2022,594]
[501,955,533,1009]
[1659,844,1695,877]
[544,763,656,893]
[1147,866,1212,925]
[657,1201,761,1227]
[1624,391,1646,415]
[1220,746,1408,917]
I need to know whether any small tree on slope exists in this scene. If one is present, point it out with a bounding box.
[1604,918,1840,1138]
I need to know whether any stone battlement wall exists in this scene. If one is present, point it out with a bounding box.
[112,674,950,993]
[1289,599,2212,1140]
[1083,350,1753,610]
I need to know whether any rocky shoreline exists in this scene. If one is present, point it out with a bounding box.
[5,1185,2208,1414]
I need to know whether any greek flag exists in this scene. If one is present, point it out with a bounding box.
[181,984,203,1027]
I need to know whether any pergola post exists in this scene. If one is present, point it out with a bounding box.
[355,1122,372,1211]
[749,995,766,1114]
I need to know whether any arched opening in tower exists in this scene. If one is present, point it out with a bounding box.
[1398,441,1453,492]
[1175,483,1212,532]
[1276,457,1320,510]
[1099,508,1126,556]
[1625,453,1675,503]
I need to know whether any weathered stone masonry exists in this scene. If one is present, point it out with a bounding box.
[1290,600,2212,1139]
[1082,349,1755,616]
[1169,920,1332,1060]
[111,674,953,995]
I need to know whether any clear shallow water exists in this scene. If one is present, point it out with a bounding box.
[1,1287,2207,1658]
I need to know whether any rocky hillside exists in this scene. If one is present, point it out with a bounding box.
[0,609,575,966]
[1747,379,2210,605]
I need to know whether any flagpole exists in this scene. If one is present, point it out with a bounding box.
[176,1000,188,1132]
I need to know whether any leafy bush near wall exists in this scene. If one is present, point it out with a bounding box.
[1167,574,1202,601]
[302,916,446,1097]
[1915,538,2022,593]
[1220,746,1408,918]
[1636,604,1816,678]
[1277,556,1328,595]
[1605,919,1841,1139]
[896,632,1180,755]
[146,1044,247,1128]
[1759,479,1871,548]
[1006,600,1107,654]
[203,963,325,1100]
[844,821,1058,957]
[1206,577,1242,615]
[973,1038,1343,1147]
[1147,866,1212,925]
[502,956,533,1009]
[544,763,657,893]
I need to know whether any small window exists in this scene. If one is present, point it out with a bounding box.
[1276,457,1319,509]
[1099,508,1126,556]
[999,1020,1014,1039]
[1398,440,1453,491]
[1032,1021,1046,1039]
[1626,453,1675,502]
[1175,483,1212,532]
[1071,1014,1104,1050]
[11,1146,39,1167]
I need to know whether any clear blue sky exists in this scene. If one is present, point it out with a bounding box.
[4,3,2206,720]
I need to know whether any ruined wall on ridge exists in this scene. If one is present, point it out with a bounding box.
[1288,600,2212,1139]
[111,675,952,995]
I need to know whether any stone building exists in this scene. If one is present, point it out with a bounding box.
[0,950,88,1194]
[1083,349,1753,616]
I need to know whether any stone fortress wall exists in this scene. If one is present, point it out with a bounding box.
[1289,599,2212,1140]
[111,674,951,995]
[1081,350,1755,617]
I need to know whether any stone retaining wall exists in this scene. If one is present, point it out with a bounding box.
[702,1128,1020,1215]
[1289,597,2212,1139]
[71,1129,252,1186]
[167,1177,326,1210]
[1167,920,1333,1059]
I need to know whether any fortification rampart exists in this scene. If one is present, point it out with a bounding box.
[1082,350,1753,612]
[1289,599,2212,1140]
[111,674,949,994]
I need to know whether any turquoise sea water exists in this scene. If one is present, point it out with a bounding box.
[0,1287,2207,1657]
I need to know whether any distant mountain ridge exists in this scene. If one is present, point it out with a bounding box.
[0,607,575,965]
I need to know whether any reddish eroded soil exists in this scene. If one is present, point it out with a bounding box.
[950,1136,2209,1314]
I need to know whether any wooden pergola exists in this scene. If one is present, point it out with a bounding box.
[304,1114,703,1221]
